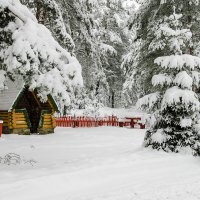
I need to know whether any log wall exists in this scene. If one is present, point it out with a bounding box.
[0,111,12,128]
[12,111,28,129]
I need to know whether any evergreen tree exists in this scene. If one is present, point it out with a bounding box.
[60,0,131,109]
[0,0,83,111]
[99,0,129,108]
[22,0,75,53]
[137,1,200,155]
[58,0,109,109]
[120,0,143,106]
[122,0,200,107]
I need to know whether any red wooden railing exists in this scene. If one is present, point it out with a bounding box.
[56,115,145,129]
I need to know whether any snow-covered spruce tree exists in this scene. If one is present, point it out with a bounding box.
[22,0,75,53]
[56,0,108,109]
[0,0,83,111]
[120,1,143,107]
[137,5,200,155]
[122,0,200,107]
[121,38,144,106]
[98,0,130,108]
[59,0,131,108]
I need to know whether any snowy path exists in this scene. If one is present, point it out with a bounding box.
[0,127,200,200]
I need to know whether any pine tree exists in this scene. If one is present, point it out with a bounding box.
[59,0,131,109]
[120,0,143,106]
[99,0,129,108]
[0,0,83,111]
[122,0,200,107]
[137,1,200,155]
[22,0,75,53]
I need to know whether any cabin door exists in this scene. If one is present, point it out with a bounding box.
[29,106,41,133]
[24,92,41,133]
[15,88,42,133]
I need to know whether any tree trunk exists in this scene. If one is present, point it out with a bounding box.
[111,91,115,108]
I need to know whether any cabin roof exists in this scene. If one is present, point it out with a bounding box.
[0,79,24,111]
[0,79,58,112]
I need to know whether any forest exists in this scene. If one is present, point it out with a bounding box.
[0,0,141,111]
[1,1,200,199]
[1,0,200,155]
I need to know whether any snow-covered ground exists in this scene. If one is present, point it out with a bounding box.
[0,127,200,200]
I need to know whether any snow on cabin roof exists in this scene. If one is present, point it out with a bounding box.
[0,79,24,111]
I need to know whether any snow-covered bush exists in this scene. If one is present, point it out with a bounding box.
[137,6,200,156]
[0,153,37,166]
[0,0,83,111]
[0,153,21,165]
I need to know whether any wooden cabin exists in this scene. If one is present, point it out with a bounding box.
[0,79,58,135]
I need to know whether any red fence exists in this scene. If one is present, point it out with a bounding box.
[56,116,145,129]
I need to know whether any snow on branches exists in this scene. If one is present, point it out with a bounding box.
[0,0,83,110]
[155,55,200,70]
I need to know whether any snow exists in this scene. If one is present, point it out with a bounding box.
[160,0,167,4]
[180,118,192,128]
[152,74,172,87]
[0,79,24,111]
[109,31,122,44]
[174,71,193,89]
[0,70,6,90]
[161,86,200,111]
[151,129,167,143]
[79,0,99,6]
[192,71,200,87]
[113,13,124,27]
[0,127,200,200]
[0,0,37,23]
[136,92,160,110]
[152,71,194,90]
[122,0,140,10]
[100,43,117,55]
[154,54,200,70]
